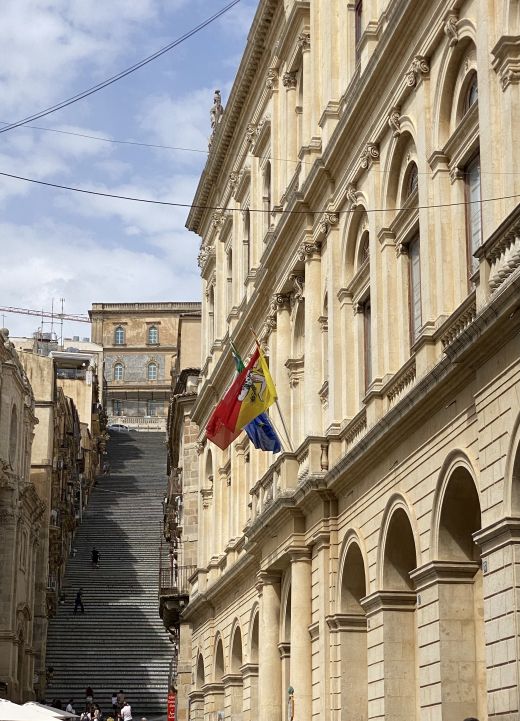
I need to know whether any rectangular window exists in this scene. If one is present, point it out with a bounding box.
[408,236,422,344]
[113,399,123,416]
[363,297,372,392]
[147,400,158,417]
[465,154,481,277]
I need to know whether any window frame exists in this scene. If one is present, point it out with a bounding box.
[408,234,422,345]
[147,325,159,345]
[147,362,158,381]
[113,363,124,381]
[114,326,125,345]
[464,151,482,281]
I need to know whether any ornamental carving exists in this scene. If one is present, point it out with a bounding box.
[266,69,278,90]
[395,239,409,257]
[444,13,459,47]
[298,241,321,261]
[388,107,401,137]
[346,183,358,207]
[212,212,224,229]
[275,293,292,310]
[360,143,380,169]
[320,212,339,236]
[297,32,311,52]
[245,123,257,148]
[229,171,240,197]
[405,56,430,87]
[292,275,305,303]
[282,71,298,89]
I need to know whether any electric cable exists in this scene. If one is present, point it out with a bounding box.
[0,0,241,135]
[1,168,519,215]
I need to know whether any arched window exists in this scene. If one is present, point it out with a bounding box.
[114,363,124,381]
[263,161,271,236]
[464,71,478,114]
[405,162,419,199]
[243,208,251,280]
[147,362,158,381]
[148,325,159,345]
[114,326,125,345]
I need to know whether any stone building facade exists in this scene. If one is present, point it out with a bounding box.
[90,302,201,431]
[0,329,44,702]
[183,1,520,720]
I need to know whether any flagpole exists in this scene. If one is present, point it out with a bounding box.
[250,326,295,453]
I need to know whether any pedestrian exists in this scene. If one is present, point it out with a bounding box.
[111,693,117,716]
[91,546,100,568]
[120,701,132,721]
[85,687,94,705]
[74,589,84,614]
[66,700,75,714]
[116,690,125,719]
[103,461,110,476]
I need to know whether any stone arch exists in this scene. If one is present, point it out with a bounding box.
[341,203,369,286]
[337,529,369,613]
[433,27,478,147]
[431,449,481,560]
[249,605,259,664]
[504,412,520,515]
[382,129,418,220]
[195,652,205,690]
[214,634,225,682]
[378,494,419,591]
[230,621,243,673]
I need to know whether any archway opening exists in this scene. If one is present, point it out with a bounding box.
[230,627,244,720]
[215,638,225,683]
[196,654,205,690]
[341,542,367,614]
[511,438,520,515]
[438,466,481,561]
[383,507,417,590]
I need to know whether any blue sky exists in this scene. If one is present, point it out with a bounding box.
[0,0,257,338]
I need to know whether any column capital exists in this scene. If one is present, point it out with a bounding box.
[290,548,312,564]
[410,560,480,590]
[222,673,243,688]
[473,516,520,555]
[297,240,322,262]
[282,71,298,89]
[256,569,281,588]
[297,31,311,52]
[240,662,258,679]
[360,590,416,616]
[326,613,367,632]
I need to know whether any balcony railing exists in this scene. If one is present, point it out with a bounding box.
[477,205,520,297]
[159,563,196,597]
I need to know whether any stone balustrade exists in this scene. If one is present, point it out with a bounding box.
[477,205,520,297]
[438,292,477,349]
[384,357,417,409]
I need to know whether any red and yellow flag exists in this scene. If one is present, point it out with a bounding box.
[206,344,277,450]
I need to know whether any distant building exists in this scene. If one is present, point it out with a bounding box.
[90,302,201,432]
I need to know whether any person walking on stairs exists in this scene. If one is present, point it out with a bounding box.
[116,690,125,719]
[120,701,132,721]
[74,588,84,614]
[91,546,100,568]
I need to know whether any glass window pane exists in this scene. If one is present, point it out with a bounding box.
[466,155,481,274]
[409,237,422,342]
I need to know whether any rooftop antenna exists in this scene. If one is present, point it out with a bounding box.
[50,298,55,337]
[60,298,65,349]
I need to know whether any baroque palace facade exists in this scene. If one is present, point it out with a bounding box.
[181,1,520,720]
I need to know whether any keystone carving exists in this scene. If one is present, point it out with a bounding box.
[405,56,430,87]
[444,13,459,47]
[388,107,401,137]
[346,184,358,207]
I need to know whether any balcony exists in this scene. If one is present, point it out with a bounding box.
[158,540,196,629]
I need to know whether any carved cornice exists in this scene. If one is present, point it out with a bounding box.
[405,55,430,88]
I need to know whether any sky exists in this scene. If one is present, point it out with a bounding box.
[0,0,258,340]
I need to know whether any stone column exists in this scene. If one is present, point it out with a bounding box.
[258,572,282,721]
[410,560,483,721]
[474,518,520,720]
[290,551,312,721]
[188,691,204,721]
[300,241,323,436]
[223,673,243,721]
[282,71,298,191]
[327,614,367,721]
[298,32,312,149]
[361,591,417,721]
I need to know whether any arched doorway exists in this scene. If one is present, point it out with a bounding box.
[244,611,259,721]
[339,540,368,721]
[229,626,244,721]
[213,638,225,719]
[435,465,485,720]
[377,505,418,721]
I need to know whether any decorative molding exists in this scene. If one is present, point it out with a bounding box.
[245,123,257,148]
[388,106,401,137]
[491,35,520,91]
[298,240,322,261]
[320,212,339,236]
[282,71,298,89]
[360,142,379,169]
[405,55,430,87]
[346,183,358,207]
[229,171,241,198]
[395,238,409,257]
[443,12,459,47]
[274,293,292,311]
[291,275,305,304]
[266,68,278,91]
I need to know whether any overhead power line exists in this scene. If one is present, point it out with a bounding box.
[1,168,520,216]
[0,0,241,135]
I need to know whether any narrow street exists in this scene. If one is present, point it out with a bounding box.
[46,431,171,718]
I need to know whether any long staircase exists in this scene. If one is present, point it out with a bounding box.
[46,432,171,718]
